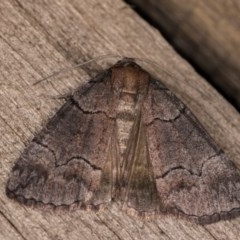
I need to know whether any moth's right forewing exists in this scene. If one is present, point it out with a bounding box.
[144,79,240,224]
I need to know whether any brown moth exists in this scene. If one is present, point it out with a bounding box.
[6,58,240,225]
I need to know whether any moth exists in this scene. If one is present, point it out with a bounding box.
[6,58,240,225]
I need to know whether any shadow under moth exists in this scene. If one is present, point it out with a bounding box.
[6,58,240,225]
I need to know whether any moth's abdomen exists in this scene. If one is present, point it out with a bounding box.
[116,92,137,156]
[112,65,149,158]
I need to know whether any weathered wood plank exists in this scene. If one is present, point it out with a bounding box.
[126,0,240,109]
[1,0,240,239]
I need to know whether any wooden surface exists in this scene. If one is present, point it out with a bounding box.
[1,0,240,239]
[127,0,240,109]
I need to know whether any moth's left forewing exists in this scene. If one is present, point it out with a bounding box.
[6,69,117,209]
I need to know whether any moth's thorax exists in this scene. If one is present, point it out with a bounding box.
[111,65,149,157]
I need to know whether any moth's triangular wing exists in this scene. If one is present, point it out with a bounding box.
[144,79,240,224]
[6,72,117,209]
[7,58,240,225]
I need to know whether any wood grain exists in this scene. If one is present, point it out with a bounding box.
[126,0,240,109]
[1,0,240,239]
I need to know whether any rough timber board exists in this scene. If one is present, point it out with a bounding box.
[125,0,240,109]
[0,0,240,240]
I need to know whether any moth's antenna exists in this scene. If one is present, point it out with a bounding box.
[34,54,123,86]
[133,57,159,67]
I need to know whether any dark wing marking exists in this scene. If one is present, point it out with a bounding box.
[144,79,240,224]
[6,72,117,209]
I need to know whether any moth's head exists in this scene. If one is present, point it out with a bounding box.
[110,58,150,95]
[114,57,136,67]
